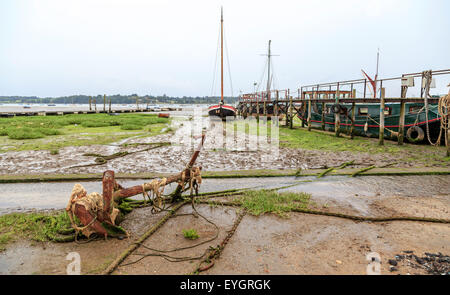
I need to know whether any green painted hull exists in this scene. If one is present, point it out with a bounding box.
[298,102,442,143]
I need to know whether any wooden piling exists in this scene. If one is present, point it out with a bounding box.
[321,102,325,130]
[256,94,260,122]
[89,97,92,111]
[109,99,112,113]
[447,111,450,157]
[379,87,385,145]
[398,101,406,145]
[285,93,289,127]
[274,90,279,117]
[301,104,305,127]
[289,89,293,129]
[94,98,97,111]
[350,102,356,139]
[103,94,106,112]
[307,92,313,131]
[398,85,408,145]
[335,83,340,137]
[102,171,114,217]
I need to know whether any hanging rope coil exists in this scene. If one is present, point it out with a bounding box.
[438,91,450,148]
[422,70,442,146]
[366,114,399,138]
[66,184,103,238]
[178,166,202,197]
[142,177,167,213]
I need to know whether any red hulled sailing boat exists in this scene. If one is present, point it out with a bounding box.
[208,8,236,119]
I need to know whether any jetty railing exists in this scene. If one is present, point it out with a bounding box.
[237,69,450,155]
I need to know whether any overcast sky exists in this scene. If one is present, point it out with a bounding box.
[1,0,449,98]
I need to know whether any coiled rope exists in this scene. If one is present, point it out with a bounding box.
[66,184,103,239]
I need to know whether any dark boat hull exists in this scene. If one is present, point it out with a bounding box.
[208,104,237,118]
[297,102,443,144]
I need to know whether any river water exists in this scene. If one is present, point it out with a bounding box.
[0,103,207,114]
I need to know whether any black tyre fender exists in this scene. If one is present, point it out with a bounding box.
[331,104,341,114]
[406,125,425,143]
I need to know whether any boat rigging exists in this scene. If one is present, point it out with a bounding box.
[208,7,237,119]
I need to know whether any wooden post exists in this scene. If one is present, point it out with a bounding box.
[94,98,97,111]
[256,93,260,122]
[447,111,450,157]
[308,88,315,131]
[350,102,356,139]
[300,91,306,128]
[274,90,279,117]
[102,171,114,217]
[398,84,408,145]
[307,99,312,131]
[89,97,92,111]
[379,86,385,145]
[301,89,305,128]
[289,89,293,129]
[321,102,325,130]
[109,98,112,113]
[335,83,340,137]
[285,91,289,127]
[363,79,367,98]
[350,84,355,139]
[103,94,106,112]
[398,101,406,145]
[263,99,267,116]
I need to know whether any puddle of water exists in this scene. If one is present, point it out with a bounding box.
[0,175,448,216]
[283,175,450,197]
[280,175,450,215]
[0,177,302,215]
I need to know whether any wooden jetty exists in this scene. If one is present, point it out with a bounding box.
[237,69,450,155]
[0,106,182,118]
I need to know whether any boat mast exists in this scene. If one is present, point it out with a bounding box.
[266,40,271,98]
[375,48,379,78]
[220,7,224,104]
[375,47,379,98]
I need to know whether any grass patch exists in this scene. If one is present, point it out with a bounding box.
[6,127,46,139]
[236,189,311,217]
[230,119,449,166]
[49,149,59,155]
[182,228,199,240]
[0,113,170,152]
[81,121,111,128]
[0,211,72,251]
[120,124,144,130]
[5,127,62,139]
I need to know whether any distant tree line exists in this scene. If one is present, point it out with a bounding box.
[0,94,238,105]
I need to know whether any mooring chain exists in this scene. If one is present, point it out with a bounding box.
[422,70,442,146]
[194,208,247,274]
[119,200,220,267]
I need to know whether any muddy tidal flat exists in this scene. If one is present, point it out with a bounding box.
[0,109,449,275]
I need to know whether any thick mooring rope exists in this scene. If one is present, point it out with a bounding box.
[120,201,220,266]
[192,208,248,274]
[142,177,167,212]
[438,92,450,148]
[195,200,450,224]
[66,184,104,238]
[101,200,189,275]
